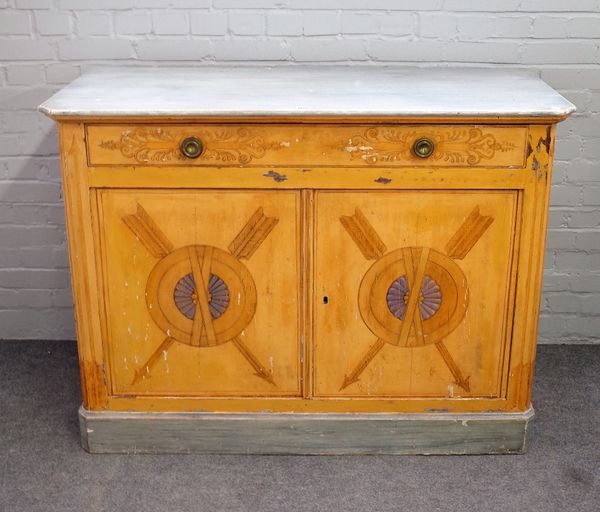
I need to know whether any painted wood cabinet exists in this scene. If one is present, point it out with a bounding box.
[40,67,574,454]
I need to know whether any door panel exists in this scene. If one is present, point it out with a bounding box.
[96,189,302,397]
[314,190,518,398]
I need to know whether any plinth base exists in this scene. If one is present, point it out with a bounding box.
[79,406,533,455]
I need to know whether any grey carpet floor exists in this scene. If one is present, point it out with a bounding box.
[0,342,598,512]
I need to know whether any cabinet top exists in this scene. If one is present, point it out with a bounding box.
[39,66,575,120]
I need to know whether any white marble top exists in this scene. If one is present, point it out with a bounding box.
[39,66,575,119]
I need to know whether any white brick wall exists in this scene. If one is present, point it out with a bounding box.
[0,0,599,343]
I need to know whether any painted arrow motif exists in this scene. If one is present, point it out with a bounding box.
[132,336,175,385]
[446,206,493,260]
[124,203,279,387]
[338,205,496,393]
[340,338,386,390]
[435,341,471,392]
[232,336,276,386]
[397,247,429,348]
[188,245,217,347]
[340,207,387,260]
[229,207,279,260]
[122,203,174,258]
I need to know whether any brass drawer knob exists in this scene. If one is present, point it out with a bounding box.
[180,136,204,159]
[413,138,435,159]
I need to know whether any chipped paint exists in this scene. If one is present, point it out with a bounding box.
[536,126,552,154]
[263,170,287,183]
[531,155,542,180]
[345,143,374,153]
[526,140,534,160]
[374,176,392,184]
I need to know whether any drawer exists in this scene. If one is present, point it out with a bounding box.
[86,124,528,169]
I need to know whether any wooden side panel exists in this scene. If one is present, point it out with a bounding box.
[58,123,108,410]
[313,190,519,399]
[96,189,302,397]
[87,124,528,168]
[507,124,556,410]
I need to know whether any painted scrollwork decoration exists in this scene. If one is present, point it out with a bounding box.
[201,127,280,164]
[100,127,281,165]
[100,127,184,163]
[345,127,516,165]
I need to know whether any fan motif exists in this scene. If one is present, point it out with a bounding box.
[386,275,442,321]
[174,273,230,320]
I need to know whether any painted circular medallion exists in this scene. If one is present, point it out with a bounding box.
[358,247,468,347]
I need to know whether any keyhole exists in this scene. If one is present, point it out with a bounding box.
[323,296,329,305]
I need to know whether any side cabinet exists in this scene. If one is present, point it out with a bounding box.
[41,66,574,453]
[53,119,561,452]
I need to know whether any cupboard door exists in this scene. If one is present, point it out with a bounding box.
[95,189,302,397]
[313,190,519,399]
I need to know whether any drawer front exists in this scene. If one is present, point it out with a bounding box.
[86,124,528,169]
